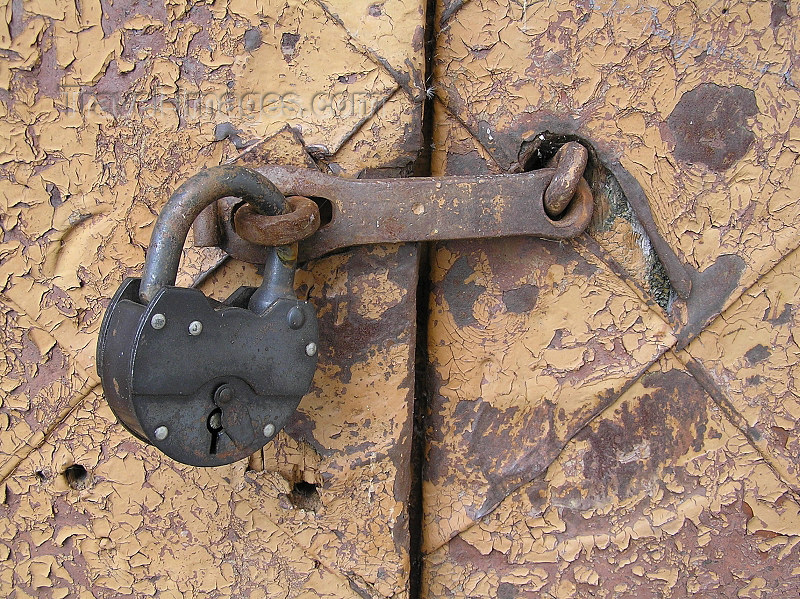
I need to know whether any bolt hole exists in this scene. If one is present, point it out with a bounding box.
[63,464,88,490]
[520,132,594,176]
[289,481,321,512]
[308,197,333,229]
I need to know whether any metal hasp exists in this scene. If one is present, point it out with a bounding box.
[195,142,595,263]
[96,166,320,467]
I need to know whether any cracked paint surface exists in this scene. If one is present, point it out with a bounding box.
[423,235,675,552]
[3,0,800,596]
[425,1,800,596]
[686,244,800,493]
[1,390,368,598]
[0,0,424,596]
[422,353,800,598]
[433,0,800,335]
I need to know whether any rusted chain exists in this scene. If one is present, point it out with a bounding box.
[543,142,589,219]
[234,195,321,247]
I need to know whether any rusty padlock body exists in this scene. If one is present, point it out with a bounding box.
[96,166,319,467]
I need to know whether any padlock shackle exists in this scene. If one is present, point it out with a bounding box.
[139,165,287,304]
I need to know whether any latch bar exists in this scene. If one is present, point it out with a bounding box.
[196,148,594,264]
[259,165,592,261]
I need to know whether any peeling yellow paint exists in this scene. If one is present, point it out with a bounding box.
[0,0,424,596]
[423,353,800,597]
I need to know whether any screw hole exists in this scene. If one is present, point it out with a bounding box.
[63,464,88,490]
[290,481,321,512]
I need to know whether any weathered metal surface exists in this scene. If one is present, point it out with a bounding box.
[235,196,321,247]
[200,165,594,263]
[432,0,800,346]
[424,1,800,596]
[0,0,425,595]
[422,353,800,597]
[422,235,676,552]
[685,244,800,492]
[0,390,368,598]
[0,305,97,481]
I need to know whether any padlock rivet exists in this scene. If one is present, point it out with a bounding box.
[288,306,305,330]
[154,426,169,441]
[188,320,203,335]
[305,342,317,357]
[151,313,166,330]
[263,423,275,438]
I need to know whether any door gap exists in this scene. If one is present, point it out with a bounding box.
[408,0,438,596]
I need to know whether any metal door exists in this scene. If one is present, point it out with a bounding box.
[2,1,800,598]
[422,1,800,597]
[0,1,425,597]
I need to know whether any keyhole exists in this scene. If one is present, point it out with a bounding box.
[207,408,223,455]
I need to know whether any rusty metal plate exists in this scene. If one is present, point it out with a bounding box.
[198,165,594,263]
[422,352,800,598]
[422,236,675,552]
[432,0,800,346]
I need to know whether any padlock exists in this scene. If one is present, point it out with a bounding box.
[96,166,319,467]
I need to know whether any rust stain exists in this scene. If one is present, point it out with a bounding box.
[423,354,800,598]
[666,83,759,172]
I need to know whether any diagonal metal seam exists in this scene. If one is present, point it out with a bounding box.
[327,85,404,157]
[429,96,507,173]
[418,340,674,558]
[417,234,800,554]
[683,357,800,500]
[226,481,390,599]
[203,450,398,597]
[344,568,387,599]
[0,307,391,599]
[420,240,800,555]
[0,294,101,485]
[438,0,471,29]
[234,85,402,162]
[431,93,516,168]
[312,0,426,103]
[575,236,675,332]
